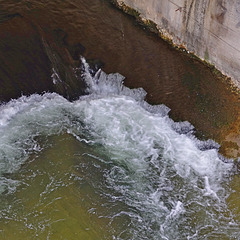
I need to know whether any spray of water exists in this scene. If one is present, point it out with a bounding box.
[0,57,238,239]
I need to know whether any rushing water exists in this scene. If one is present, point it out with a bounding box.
[0,58,239,239]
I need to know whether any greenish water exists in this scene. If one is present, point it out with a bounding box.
[0,135,106,240]
[0,134,121,239]
[1,133,239,240]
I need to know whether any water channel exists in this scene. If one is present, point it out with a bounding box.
[0,0,240,239]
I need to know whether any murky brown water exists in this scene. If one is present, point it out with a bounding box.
[0,0,239,157]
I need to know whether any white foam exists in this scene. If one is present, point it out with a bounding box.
[0,57,236,238]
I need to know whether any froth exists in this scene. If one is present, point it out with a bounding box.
[0,57,236,239]
[0,58,232,191]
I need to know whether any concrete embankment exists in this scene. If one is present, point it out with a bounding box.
[113,0,240,88]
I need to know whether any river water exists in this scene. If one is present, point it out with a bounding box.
[0,59,239,239]
[0,0,240,239]
[1,0,239,156]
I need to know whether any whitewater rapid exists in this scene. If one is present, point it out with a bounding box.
[0,58,238,239]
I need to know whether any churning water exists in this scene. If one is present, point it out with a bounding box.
[0,58,239,239]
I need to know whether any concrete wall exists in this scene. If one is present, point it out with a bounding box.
[116,0,240,87]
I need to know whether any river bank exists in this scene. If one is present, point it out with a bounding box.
[111,0,240,90]
[0,0,239,158]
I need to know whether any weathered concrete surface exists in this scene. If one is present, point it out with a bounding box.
[115,0,240,88]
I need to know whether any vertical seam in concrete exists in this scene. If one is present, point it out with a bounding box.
[186,0,194,29]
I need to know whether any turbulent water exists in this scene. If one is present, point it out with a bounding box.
[0,58,239,239]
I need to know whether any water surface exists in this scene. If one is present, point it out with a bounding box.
[0,0,240,238]
[0,61,239,239]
